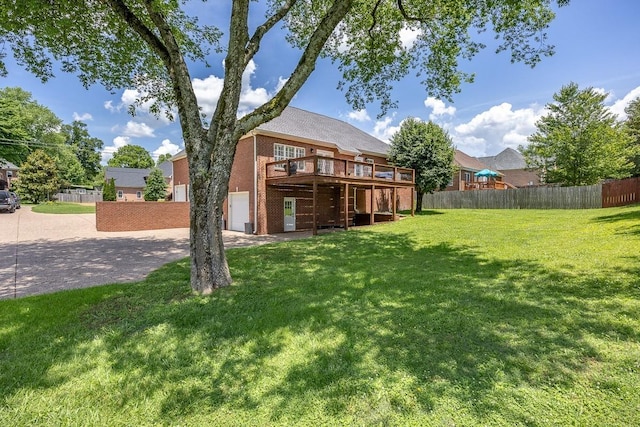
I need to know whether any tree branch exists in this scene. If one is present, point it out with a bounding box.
[245,0,298,66]
[238,0,354,136]
[101,0,171,65]
[396,0,422,22]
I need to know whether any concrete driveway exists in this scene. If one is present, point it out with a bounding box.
[0,206,309,300]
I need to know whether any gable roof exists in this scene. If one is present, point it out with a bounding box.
[253,107,390,156]
[478,148,527,170]
[0,159,19,169]
[157,160,173,177]
[105,167,150,188]
[454,150,489,172]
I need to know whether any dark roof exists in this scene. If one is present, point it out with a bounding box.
[0,159,19,169]
[157,160,173,177]
[105,165,172,188]
[478,148,527,171]
[255,107,390,156]
[455,150,490,171]
[105,167,149,188]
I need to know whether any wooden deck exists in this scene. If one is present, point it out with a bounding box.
[266,155,415,188]
[265,156,415,234]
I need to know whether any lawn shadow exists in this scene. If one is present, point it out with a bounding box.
[1,228,636,424]
[592,206,640,236]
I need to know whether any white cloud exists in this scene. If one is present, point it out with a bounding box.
[152,139,181,160]
[73,112,93,121]
[192,59,283,118]
[424,97,456,120]
[104,100,118,113]
[371,114,400,142]
[101,136,131,164]
[120,121,156,138]
[192,74,225,117]
[348,109,371,122]
[399,25,421,50]
[609,85,640,119]
[451,103,544,156]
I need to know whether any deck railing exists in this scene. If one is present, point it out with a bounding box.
[265,155,414,184]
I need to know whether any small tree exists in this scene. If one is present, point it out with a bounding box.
[103,178,116,201]
[143,167,167,201]
[13,150,59,203]
[522,83,634,186]
[389,118,455,212]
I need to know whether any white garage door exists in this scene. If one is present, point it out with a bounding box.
[228,192,250,232]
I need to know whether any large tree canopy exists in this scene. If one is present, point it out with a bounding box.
[522,82,634,186]
[624,97,640,176]
[107,144,155,169]
[62,121,104,182]
[389,118,455,212]
[0,0,569,293]
[0,87,63,164]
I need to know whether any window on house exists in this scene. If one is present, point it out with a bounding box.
[464,172,471,182]
[117,190,123,199]
[274,143,305,171]
[136,191,142,199]
[316,150,334,175]
[354,163,372,177]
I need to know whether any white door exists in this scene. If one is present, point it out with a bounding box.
[229,192,250,232]
[174,184,186,202]
[284,197,296,232]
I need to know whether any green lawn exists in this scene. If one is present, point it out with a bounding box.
[31,202,96,214]
[1,206,639,426]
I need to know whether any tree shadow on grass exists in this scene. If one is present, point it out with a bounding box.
[592,205,640,236]
[1,230,637,424]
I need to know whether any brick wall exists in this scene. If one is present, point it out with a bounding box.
[96,201,190,231]
[173,156,189,189]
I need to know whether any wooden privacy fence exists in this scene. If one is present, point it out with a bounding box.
[55,192,103,203]
[423,177,640,210]
[602,177,640,207]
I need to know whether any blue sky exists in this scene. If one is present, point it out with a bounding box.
[2,0,639,162]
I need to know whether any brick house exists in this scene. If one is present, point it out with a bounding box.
[445,150,495,191]
[105,161,173,202]
[0,159,19,190]
[478,148,540,187]
[172,107,415,235]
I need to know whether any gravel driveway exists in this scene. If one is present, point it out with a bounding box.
[0,206,308,300]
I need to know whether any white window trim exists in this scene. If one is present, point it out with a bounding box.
[274,143,305,171]
[117,190,123,199]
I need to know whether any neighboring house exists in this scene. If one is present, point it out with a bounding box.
[105,164,172,202]
[478,148,540,188]
[445,150,507,191]
[172,107,415,235]
[0,159,19,190]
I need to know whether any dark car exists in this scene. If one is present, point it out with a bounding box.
[9,192,21,209]
[0,190,16,213]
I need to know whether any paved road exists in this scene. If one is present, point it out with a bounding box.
[0,206,308,300]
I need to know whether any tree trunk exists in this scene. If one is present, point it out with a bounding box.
[187,131,237,294]
[416,191,424,213]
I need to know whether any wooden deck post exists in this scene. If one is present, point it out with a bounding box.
[370,184,375,226]
[312,178,318,235]
[392,187,397,221]
[344,183,349,230]
[411,187,415,216]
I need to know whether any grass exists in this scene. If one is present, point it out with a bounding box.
[31,202,96,214]
[1,206,639,426]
